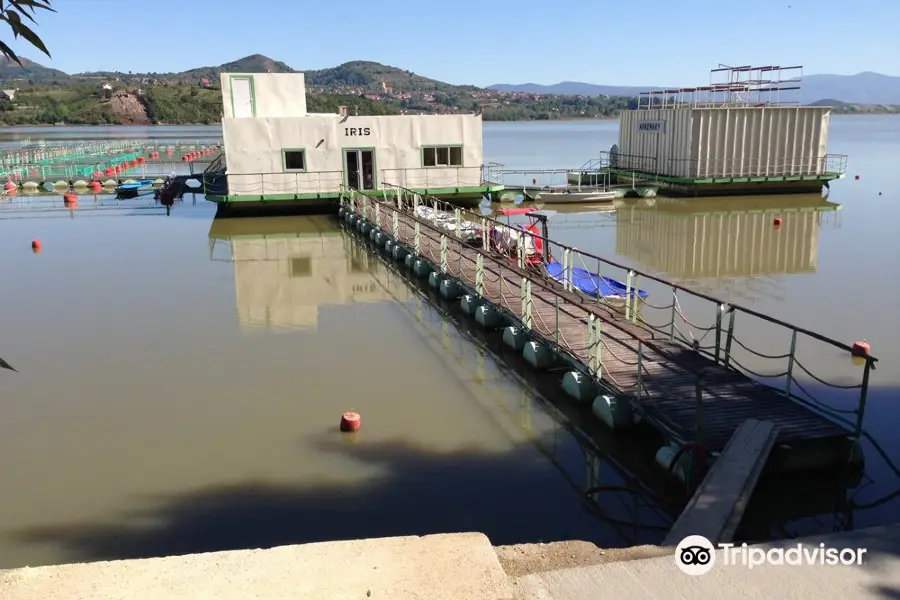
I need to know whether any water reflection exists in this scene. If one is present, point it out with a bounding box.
[208,216,414,332]
[614,195,841,279]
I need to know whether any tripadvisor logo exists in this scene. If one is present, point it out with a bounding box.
[675,535,868,576]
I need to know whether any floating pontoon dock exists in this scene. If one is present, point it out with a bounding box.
[338,187,877,483]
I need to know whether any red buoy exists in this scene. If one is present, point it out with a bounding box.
[105,168,115,176]
[137,156,146,164]
[182,155,189,162]
[854,175,860,181]
[340,411,361,432]
[63,193,77,202]
[4,181,16,191]
[773,216,783,226]
[851,340,870,357]
[31,239,42,250]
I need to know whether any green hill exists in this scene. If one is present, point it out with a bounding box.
[0,56,70,83]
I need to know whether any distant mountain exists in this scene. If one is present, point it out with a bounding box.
[0,56,70,83]
[799,72,900,105]
[491,72,900,105]
[489,82,664,97]
[304,60,479,93]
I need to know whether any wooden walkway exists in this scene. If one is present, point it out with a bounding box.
[351,198,851,456]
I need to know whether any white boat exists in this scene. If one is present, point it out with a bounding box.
[534,190,617,204]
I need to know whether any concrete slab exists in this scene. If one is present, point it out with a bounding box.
[0,533,514,600]
[511,524,900,600]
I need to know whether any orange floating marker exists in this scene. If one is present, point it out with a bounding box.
[31,239,42,250]
[773,216,783,226]
[851,340,870,357]
[340,411,361,432]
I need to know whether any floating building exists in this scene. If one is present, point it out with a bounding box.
[203,73,502,210]
[602,65,848,197]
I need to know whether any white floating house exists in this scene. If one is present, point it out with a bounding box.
[205,72,502,207]
[602,65,848,196]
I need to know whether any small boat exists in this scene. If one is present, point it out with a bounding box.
[115,179,155,199]
[545,260,649,301]
[536,190,616,204]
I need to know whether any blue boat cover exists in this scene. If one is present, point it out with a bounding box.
[117,180,154,191]
[545,260,649,299]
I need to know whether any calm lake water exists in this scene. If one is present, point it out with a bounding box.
[0,117,897,568]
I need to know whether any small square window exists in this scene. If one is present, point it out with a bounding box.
[284,150,306,171]
[289,256,312,277]
[422,146,463,167]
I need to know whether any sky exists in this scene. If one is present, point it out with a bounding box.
[5,0,899,87]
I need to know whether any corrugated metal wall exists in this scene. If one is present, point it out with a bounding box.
[616,109,693,177]
[690,107,830,178]
[614,207,821,279]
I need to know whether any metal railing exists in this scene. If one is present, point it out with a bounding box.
[597,151,848,179]
[380,164,504,189]
[340,184,879,454]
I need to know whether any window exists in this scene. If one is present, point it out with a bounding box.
[283,149,306,171]
[422,146,463,167]
[289,257,312,277]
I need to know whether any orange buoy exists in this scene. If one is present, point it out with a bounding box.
[4,181,16,191]
[532,178,537,185]
[63,193,77,202]
[182,154,189,162]
[31,239,42,250]
[340,411,361,432]
[851,340,870,357]
[773,216,783,226]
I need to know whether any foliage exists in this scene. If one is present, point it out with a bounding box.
[0,0,54,65]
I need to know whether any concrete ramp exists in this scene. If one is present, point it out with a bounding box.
[0,533,514,600]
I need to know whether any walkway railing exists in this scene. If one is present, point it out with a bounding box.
[381,164,504,189]
[340,185,878,448]
[596,151,849,179]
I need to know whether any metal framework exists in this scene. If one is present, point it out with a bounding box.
[637,64,804,109]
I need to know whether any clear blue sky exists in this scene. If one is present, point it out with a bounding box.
[7,0,899,86]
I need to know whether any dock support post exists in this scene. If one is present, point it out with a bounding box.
[784,329,798,397]
[563,249,572,292]
[636,340,643,401]
[375,203,380,228]
[454,208,461,236]
[393,211,399,238]
[521,279,533,330]
[440,235,448,273]
[629,272,640,322]
[714,303,725,363]
[625,271,634,321]
[516,235,525,269]
[587,314,602,379]
[723,307,736,367]
[854,360,872,442]
[669,287,677,340]
[475,254,484,296]
[414,221,420,253]
[395,186,402,209]
[481,218,489,251]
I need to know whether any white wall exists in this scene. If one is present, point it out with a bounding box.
[222,113,484,195]
[220,73,308,119]
[616,108,693,178]
[690,107,831,178]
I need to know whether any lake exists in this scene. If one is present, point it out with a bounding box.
[0,117,897,568]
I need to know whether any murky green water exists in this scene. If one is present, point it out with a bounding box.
[0,118,897,568]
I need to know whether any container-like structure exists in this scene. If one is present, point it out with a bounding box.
[601,65,847,196]
[204,73,503,208]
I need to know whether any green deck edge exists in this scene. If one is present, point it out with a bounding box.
[205,184,504,203]
[606,168,845,185]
